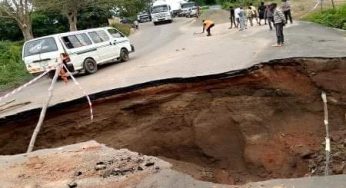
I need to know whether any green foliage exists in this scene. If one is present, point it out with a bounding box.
[304,4,346,30]
[221,0,278,9]
[110,23,132,36]
[0,8,116,41]
[117,0,151,17]
[0,18,23,41]
[32,11,69,38]
[78,6,113,30]
[200,6,210,10]
[221,0,258,9]
[0,41,32,90]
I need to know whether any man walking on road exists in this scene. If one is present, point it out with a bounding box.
[272,3,286,47]
[282,0,293,24]
[229,6,237,29]
[246,6,256,27]
[202,20,215,36]
[238,7,247,31]
[258,2,266,25]
[265,4,274,30]
[249,3,259,25]
[234,7,241,29]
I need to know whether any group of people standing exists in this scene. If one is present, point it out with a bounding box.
[229,0,293,47]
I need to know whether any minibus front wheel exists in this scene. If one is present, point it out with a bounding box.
[120,48,129,62]
[83,58,98,74]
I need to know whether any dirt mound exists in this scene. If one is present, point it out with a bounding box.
[0,141,171,187]
[0,57,346,185]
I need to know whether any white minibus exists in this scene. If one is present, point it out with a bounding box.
[22,27,135,76]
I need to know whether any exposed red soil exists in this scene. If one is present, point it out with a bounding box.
[0,57,345,185]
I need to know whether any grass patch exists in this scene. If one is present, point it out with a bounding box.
[304,4,346,30]
[201,6,210,10]
[0,41,32,91]
[110,23,132,36]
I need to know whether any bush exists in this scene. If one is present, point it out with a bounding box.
[0,41,32,90]
[222,0,258,9]
[304,4,346,30]
[110,23,132,36]
[221,0,280,9]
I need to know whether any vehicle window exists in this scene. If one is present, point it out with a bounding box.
[76,34,92,46]
[152,5,168,13]
[108,29,124,38]
[88,32,102,43]
[96,30,110,41]
[181,3,195,9]
[24,37,58,57]
[61,33,92,49]
[88,30,110,43]
[62,35,80,49]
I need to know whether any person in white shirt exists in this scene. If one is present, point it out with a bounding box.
[234,7,241,29]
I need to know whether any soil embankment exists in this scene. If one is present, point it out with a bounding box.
[0,57,346,185]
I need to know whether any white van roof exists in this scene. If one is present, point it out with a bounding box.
[153,0,169,6]
[25,27,115,43]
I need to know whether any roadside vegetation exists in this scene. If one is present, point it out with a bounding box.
[304,4,346,30]
[0,41,32,90]
[111,23,132,36]
[220,0,279,9]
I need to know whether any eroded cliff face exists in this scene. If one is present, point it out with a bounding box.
[1,57,346,184]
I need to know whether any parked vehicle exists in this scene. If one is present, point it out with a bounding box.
[22,27,135,76]
[187,6,199,17]
[137,11,152,23]
[179,2,197,17]
[151,1,173,25]
[166,0,185,17]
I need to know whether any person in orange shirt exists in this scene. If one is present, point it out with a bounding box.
[202,20,215,36]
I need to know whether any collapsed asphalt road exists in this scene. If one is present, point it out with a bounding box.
[0,9,345,118]
[1,57,346,185]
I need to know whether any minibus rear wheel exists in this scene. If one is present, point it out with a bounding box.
[84,58,98,74]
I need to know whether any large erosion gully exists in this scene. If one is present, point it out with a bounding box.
[1,57,346,185]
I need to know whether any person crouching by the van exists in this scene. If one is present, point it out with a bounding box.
[272,3,286,47]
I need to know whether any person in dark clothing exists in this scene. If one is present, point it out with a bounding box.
[264,4,274,30]
[272,3,286,47]
[229,6,237,29]
[258,2,266,25]
[282,0,293,24]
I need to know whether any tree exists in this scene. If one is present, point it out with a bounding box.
[34,0,119,31]
[78,6,113,30]
[32,10,68,37]
[117,0,150,17]
[34,0,87,31]
[0,0,34,41]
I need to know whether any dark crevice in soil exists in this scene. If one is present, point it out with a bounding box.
[0,57,346,185]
